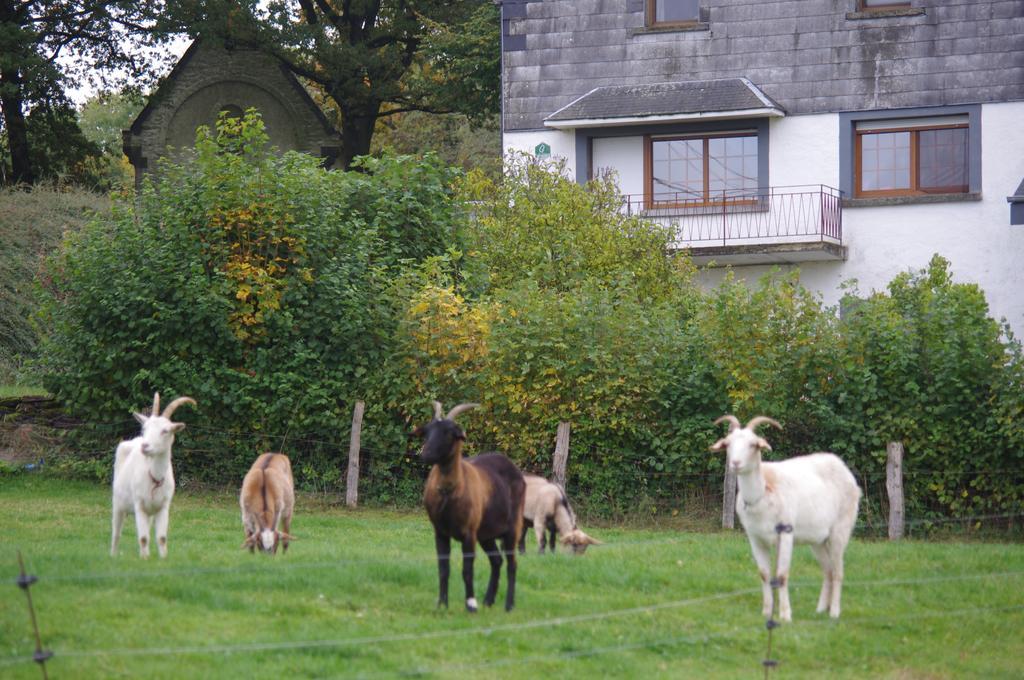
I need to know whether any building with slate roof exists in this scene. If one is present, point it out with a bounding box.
[499,0,1024,335]
[123,40,341,187]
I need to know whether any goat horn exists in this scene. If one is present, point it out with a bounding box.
[151,392,161,417]
[432,401,444,420]
[746,416,782,432]
[714,414,741,432]
[445,403,479,421]
[162,396,196,419]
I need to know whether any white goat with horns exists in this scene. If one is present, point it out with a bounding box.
[711,415,861,621]
[111,392,196,558]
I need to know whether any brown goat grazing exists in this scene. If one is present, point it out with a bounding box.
[415,401,525,613]
[240,453,295,555]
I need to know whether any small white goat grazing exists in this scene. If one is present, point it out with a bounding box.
[240,452,295,555]
[711,415,861,621]
[519,474,601,555]
[110,392,195,558]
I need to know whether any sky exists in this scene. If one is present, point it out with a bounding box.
[64,36,192,107]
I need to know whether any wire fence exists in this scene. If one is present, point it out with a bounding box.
[5,411,1024,539]
[3,563,1022,675]
[10,508,1024,587]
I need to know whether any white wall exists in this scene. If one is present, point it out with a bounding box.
[504,104,1024,336]
[593,136,644,194]
[503,129,577,175]
[700,102,1024,337]
[769,115,839,188]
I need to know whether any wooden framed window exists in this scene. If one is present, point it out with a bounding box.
[855,120,968,197]
[645,132,758,207]
[858,0,912,10]
[647,0,700,27]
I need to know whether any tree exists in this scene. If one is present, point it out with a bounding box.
[73,90,142,190]
[371,111,501,181]
[158,0,501,169]
[78,91,143,155]
[0,1,154,185]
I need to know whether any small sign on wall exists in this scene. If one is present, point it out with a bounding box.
[534,142,551,159]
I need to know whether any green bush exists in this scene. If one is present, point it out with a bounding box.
[29,126,1024,521]
[833,255,1024,518]
[35,111,462,490]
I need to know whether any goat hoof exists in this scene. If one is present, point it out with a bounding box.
[465,598,478,613]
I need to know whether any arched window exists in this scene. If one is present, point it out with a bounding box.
[218,104,245,122]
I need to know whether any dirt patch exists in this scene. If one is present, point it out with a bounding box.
[0,396,75,466]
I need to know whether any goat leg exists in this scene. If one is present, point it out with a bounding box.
[502,534,518,612]
[461,537,477,613]
[154,504,170,559]
[480,538,502,607]
[435,532,450,608]
[111,506,126,556]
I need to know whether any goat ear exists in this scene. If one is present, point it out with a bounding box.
[756,437,772,452]
[411,425,425,439]
[170,422,186,433]
[278,531,296,541]
[584,535,602,546]
[709,438,728,452]
[133,412,148,425]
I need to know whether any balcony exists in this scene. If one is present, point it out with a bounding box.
[621,185,846,266]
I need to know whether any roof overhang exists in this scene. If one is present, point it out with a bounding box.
[544,77,786,130]
[545,106,785,129]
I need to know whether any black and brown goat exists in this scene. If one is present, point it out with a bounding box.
[415,401,525,613]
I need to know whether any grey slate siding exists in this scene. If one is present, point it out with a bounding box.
[502,0,1024,131]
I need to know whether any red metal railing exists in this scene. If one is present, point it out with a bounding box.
[619,185,843,248]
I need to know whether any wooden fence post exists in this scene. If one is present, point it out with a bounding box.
[886,441,905,540]
[552,421,571,488]
[722,466,737,529]
[345,401,365,509]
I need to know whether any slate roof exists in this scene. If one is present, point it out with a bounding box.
[545,78,785,127]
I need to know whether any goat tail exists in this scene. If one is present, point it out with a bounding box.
[113,441,131,472]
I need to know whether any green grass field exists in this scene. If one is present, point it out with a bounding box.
[2,475,1022,679]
